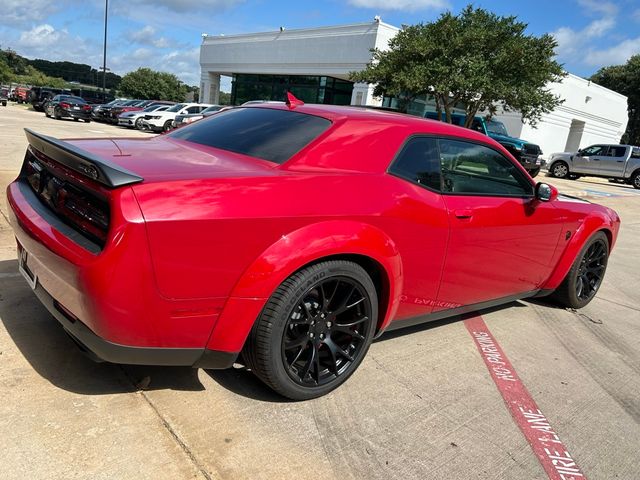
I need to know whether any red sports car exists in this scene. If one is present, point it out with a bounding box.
[7,97,620,399]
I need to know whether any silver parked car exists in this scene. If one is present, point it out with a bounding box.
[118,104,172,129]
[548,144,640,188]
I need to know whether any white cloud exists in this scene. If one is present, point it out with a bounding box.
[15,24,96,62]
[552,17,615,60]
[584,37,640,67]
[109,47,201,86]
[128,26,173,49]
[347,0,448,11]
[577,0,618,17]
[0,0,60,26]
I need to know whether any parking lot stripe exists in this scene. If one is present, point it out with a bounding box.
[464,315,586,480]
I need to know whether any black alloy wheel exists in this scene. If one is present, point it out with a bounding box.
[244,260,377,400]
[631,171,640,190]
[282,276,372,387]
[552,231,609,308]
[575,239,608,302]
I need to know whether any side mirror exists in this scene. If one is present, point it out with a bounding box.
[535,182,558,202]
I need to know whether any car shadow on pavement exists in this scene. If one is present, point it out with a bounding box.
[204,367,289,403]
[0,259,206,395]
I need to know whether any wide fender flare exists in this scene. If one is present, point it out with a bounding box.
[542,213,617,291]
[206,220,403,353]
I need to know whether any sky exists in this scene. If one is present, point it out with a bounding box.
[1,0,640,91]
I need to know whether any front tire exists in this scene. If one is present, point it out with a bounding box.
[552,232,609,309]
[135,117,144,129]
[244,260,378,400]
[163,120,173,132]
[551,161,569,178]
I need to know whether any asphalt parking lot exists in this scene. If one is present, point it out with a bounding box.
[0,103,639,480]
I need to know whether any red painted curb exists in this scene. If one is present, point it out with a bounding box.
[464,315,586,480]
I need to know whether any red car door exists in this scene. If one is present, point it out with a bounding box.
[434,138,564,310]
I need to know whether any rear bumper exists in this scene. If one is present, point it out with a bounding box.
[61,110,91,120]
[34,280,236,368]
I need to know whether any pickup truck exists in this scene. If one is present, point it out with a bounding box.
[548,144,640,189]
[425,112,544,177]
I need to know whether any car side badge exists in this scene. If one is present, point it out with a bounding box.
[286,91,304,108]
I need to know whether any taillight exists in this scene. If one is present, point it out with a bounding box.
[83,105,91,111]
[60,102,70,109]
[54,185,109,243]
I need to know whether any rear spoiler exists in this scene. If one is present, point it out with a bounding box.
[24,128,143,188]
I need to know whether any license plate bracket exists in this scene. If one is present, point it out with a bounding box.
[18,246,38,290]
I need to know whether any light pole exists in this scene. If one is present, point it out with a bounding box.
[101,0,108,99]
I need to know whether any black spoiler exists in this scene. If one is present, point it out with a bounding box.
[24,128,143,188]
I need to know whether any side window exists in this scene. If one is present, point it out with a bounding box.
[389,137,441,191]
[582,145,606,156]
[185,106,200,114]
[439,139,533,196]
[470,119,485,133]
[608,146,627,157]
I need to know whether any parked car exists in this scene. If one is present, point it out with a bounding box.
[425,112,544,177]
[118,104,173,129]
[108,100,173,124]
[10,86,29,103]
[95,99,142,122]
[44,95,92,122]
[29,87,70,111]
[548,144,640,188]
[0,87,8,106]
[174,105,225,128]
[91,99,129,120]
[7,96,620,400]
[141,103,212,132]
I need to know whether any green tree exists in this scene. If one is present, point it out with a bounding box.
[0,58,13,84]
[350,5,565,127]
[218,91,231,105]
[591,55,640,145]
[119,68,188,101]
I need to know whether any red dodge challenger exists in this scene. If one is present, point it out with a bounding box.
[7,97,620,399]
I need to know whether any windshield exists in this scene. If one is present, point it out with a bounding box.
[168,107,331,164]
[144,104,165,112]
[485,120,509,136]
[167,103,187,112]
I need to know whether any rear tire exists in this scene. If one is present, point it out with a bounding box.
[243,260,378,400]
[552,232,609,309]
[631,171,640,190]
[529,168,540,178]
[551,161,569,178]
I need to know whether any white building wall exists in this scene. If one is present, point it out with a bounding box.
[495,74,628,159]
[200,21,398,105]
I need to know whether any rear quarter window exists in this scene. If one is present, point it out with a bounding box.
[168,107,332,164]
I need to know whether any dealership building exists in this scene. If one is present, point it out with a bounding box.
[199,19,628,158]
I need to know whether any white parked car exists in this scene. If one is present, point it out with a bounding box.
[118,104,173,129]
[140,103,213,132]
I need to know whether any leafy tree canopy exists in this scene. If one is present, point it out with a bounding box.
[350,5,565,127]
[591,55,640,145]
[119,68,188,102]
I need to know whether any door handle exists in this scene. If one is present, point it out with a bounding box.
[454,209,473,219]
